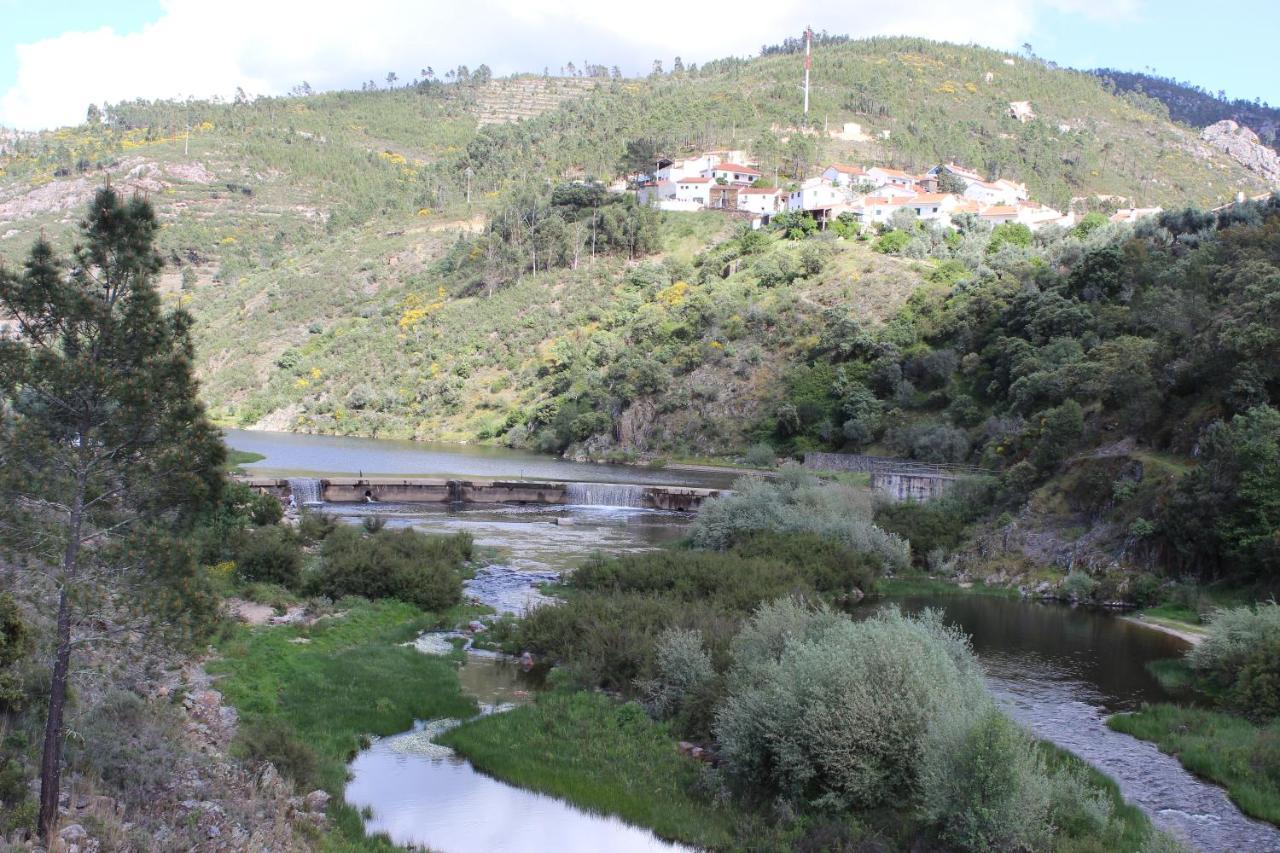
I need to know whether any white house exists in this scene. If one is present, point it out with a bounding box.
[1016,200,1069,230]
[822,164,870,187]
[904,193,963,224]
[979,205,1019,225]
[929,162,984,185]
[852,195,909,225]
[1110,207,1162,224]
[963,179,1024,207]
[705,162,761,185]
[674,176,713,206]
[864,166,916,189]
[788,178,847,212]
[875,182,921,200]
[738,187,785,215]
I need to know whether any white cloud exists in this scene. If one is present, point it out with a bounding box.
[0,0,1110,130]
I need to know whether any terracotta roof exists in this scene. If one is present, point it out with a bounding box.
[859,196,904,207]
[943,162,984,180]
[908,193,955,204]
[980,205,1018,216]
[678,177,712,184]
[828,163,867,175]
[713,163,761,174]
[870,166,913,179]
[952,200,981,213]
[739,187,781,194]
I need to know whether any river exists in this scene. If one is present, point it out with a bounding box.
[224,428,739,489]
[232,432,1279,851]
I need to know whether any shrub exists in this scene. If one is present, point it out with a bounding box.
[1190,602,1280,719]
[235,526,303,588]
[689,471,909,570]
[873,230,911,254]
[714,604,988,808]
[1062,571,1099,601]
[742,442,776,468]
[235,716,320,789]
[297,510,338,544]
[640,628,717,733]
[69,691,186,805]
[308,526,468,612]
[920,708,1051,852]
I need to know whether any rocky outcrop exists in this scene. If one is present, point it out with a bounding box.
[1201,120,1280,185]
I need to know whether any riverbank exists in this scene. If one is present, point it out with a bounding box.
[208,598,481,849]
[1122,613,1206,646]
[1108,705,1280,827]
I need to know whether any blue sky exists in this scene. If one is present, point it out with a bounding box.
[1,0,1276,130]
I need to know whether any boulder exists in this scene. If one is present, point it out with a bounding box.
[304,790,332,813]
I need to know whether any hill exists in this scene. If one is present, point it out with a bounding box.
[0,37,1275,458]
[1094,69,1280,149]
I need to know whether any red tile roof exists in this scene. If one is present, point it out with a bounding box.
[713,163,761,175]
[828,163,867,175]
[980,205,1018,216]
[740,187,781,194]
[678,176,712,184]
[870,166,914,179]
[909,193,955,204]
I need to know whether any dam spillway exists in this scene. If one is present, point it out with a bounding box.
[239,476,721,513]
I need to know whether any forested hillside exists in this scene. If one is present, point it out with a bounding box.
[1095,68,1280,148]
[0,36,1273,456]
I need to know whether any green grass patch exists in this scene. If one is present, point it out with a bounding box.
[1108,704,1280,826]
[437,690,776,850]
[209,598,478,849]
[224,448,266,471]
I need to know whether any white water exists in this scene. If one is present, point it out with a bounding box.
[565,482,647,508]
[287,477,323,505]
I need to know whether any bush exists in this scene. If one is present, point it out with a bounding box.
[920,708,1051,852]
[640,628,717,733]
[1062,571,1099,601]
[742,442,776,468]
[235,716,320,789]
[1190,602,1280,719]
[714,603,989,808]
[298,510,338,544]
[235,525,303,588]
[69,691,186,805]
[689,471,909,570]
[308,525,468,612]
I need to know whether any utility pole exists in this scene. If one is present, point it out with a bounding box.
[464,166,474,206]
[803,26,812,117]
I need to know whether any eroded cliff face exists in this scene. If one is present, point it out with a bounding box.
[1201,120,1280,186]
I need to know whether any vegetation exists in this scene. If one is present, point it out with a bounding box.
[211,598,477,847]
[1095,68,1280,146]
[1109,705,1280,825]
[308,525,472,611]
[0,189,225,839]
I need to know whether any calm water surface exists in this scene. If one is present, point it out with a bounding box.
[224,428,738,488]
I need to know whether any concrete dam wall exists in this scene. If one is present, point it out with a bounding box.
[238,476,722,513]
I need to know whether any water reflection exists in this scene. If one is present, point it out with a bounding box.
[224,428,738,488]
[346,654,688,853]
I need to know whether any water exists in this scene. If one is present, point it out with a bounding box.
[346,651,689,852]
[883,596,1280,852]
[286,476,322,505]
[565,482,647,508]
[224,428,737,489]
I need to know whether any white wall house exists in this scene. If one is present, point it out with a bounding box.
[738,187,785,215]
[822,164,870,187]
[904,193,962,224]
[963,179,1023,207]
[674,176,713,206]
[788,178,846,212]
[853,196,908,225]
[864,166,916,189]
[979,205,1019,225]
[705,163,761,185]
[929,162,984,185]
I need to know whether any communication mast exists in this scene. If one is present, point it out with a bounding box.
[803,26,813,115]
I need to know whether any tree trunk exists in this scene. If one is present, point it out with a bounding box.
[38,486,82,841]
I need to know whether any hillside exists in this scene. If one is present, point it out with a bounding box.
[1095,69,1280,148]
[0,37,1274,457]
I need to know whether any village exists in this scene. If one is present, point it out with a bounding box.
[632,150,1162,231]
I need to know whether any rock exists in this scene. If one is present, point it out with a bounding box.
[1201,120,1280,185]
[519,651,535,671]
[207,824,221,839]
[468,620,486,633]
[304,790,331,813]
[59,824,88,843]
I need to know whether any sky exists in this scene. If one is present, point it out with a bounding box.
[0,0,1276,131]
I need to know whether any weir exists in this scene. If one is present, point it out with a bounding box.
[564,482,646,508]
[239,476,721,513]
[287,477,323,505]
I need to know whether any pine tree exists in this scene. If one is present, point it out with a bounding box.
[0,188,224,840]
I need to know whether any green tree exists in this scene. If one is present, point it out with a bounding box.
[935,168,968,194]
[0,189,224,840]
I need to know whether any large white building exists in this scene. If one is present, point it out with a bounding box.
[738,187,785,215]
[788,178,847,212]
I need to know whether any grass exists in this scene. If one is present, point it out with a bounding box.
[208,598,479,849]
[1038,741,1164,851]
[437,690,781,850]
[1108,704,1280,827]
[224,448,266,471]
